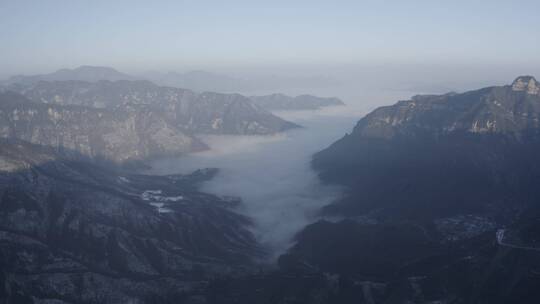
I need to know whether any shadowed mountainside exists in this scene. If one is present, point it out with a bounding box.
[0,140,263,303]
[252,76,540,304]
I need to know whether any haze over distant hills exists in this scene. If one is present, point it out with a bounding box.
[8,79,298,134]
[0,91,204,163]
[250,93,344,110]
[3,71,540,302]
[5,64,540,303]
[5,65,136,85]
[0,66,348,163]
[3,0,540,302]
[143,70,340,93]
[1,67,302,164]
[143,70,244,92]
[3,65,339,94]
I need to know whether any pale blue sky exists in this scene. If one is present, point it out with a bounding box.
[1,0,539,76]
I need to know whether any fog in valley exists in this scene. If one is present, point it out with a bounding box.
[4,1,540,302]
[149,106,360,257]
[142,64,540,257]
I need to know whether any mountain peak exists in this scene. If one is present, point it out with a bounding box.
[346,77,540,140]
[512,75,539,95]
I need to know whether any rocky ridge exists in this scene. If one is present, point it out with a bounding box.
[1,79,299,163]
[9,80,299,136]
[0,91,204,163]
[352,76,540,139]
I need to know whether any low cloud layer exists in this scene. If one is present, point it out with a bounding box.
[149,107,359,258]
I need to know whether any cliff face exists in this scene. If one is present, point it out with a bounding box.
[313,76,540,218]
[0,140,261,302]
[11,80,299,135]
[351,76,540,139]
[1,78,300,163]
[0,92,204,163]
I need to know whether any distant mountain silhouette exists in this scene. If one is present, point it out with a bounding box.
[144,70,340,93]
[250,93,344,110]
[6,65,136,84]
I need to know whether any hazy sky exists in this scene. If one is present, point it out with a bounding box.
[1,0,540,77]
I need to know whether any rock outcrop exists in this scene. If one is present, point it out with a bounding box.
[1,79,299,163]
[350,76,540,140]
[10,80,299,135]
[0,91,204,163]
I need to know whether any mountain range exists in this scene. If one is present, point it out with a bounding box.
[8,79,298,135]
[4,66,339,95]
[1,76,299,164]
[4,68,540,303]
[179,76,540,304]
[0,91,205,163]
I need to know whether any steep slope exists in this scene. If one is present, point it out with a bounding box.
[10,80,299,135]
[250,76,540,304]
[0,91,204,163]
[348,75,540,139]
[250,93,345,110]
[0,140,261,303]
[313,76,540,218]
